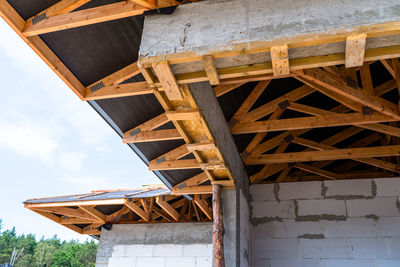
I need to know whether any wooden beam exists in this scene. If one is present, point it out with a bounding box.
[360,64,374,94]
[165,111,200,121]
[214,83,245,97]
[23,2,149,36]
[84,82,152,100]
[229,80,270,126]
[270,45,290,76]
[298,68,400,120]
[231,113,396,134]
[32,207,98,221]
[213,185,225,267]
[79,206,107,223]
[152,61,183,100]
[124,113,169,137]
[245,145,400,165]
[25,0,91,29]
[125,200,150,221]
[391,58,400,96]
[149,159,199,170]
[203,55,219,85]
[123,129,182,143]
[0,0,86,99]
[130,0,157,9]
[194,195,212,220]
[156,196,180,221]
[172,185,213,195]
[173,172,210,190]
[293,163,339,180]
[151,144,190,164]
[186,142,216,152]
[345,33,367,68]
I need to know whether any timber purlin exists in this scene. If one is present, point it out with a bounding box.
[3,0,400,191]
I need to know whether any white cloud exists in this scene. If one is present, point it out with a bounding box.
[0,116,59,163]
[59,151,88,171]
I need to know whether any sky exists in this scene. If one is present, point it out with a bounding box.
[0,19,160,242]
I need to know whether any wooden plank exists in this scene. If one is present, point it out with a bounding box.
[60,217,99,224]
[152,61,183,100]
[149,159,199,170]
[194,195,212,220]
[32,207,97,221]
[124,114,169,138]
[84,82,152,100]
[294,163,339,180]
[156,196,180,221]
[125,200,150,221]
[171,185,213,195]
[345,33,367,68]
[298,68,400,120]
[214,83,245,97]
[23,2,149,36]
[25,0,91,29]
[173,172,210,190]
[231,113,396,134]
[123,129,182,143]
[186,142,216,152]
[229,80,270,125]
[360,64,374,94]
[0,0,86,99]
[79,206,107,223]
[130,0,157,9]
[270,44,290,76]
[203,55,219,85]
[151,145,190,164]
[165,111,200,121]
[245,145,400,165]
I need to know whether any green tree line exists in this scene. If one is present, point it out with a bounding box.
[0,219,97,267]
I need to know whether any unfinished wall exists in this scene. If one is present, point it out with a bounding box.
[250,178,400,267]
[95,222,212,267]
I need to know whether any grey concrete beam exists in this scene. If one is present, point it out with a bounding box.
[187,82,249,192]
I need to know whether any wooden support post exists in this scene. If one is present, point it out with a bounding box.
[345,33,367,68]
[213,184,225,267]
[270,44,290,76]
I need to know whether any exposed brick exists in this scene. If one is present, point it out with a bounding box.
[195,257,212,267]
[165,257,196,267]
[124,245,153,257]
[251,201,295,219]
[253,238,300,259]
[346,197,399,217]
[377,217,400,237]
[108,257,137,267]
[325,179,373,198]
[297,199,346,216]
[375,178,400,197]
[324,218,377,238]
[136,257,165,267]
[301,238,352,258]
[278,181,322,200]
[323,259,376,267]
[153,244,183,257]
[351,238,387,259]
[183,244,212,257]
[250,184,276,201]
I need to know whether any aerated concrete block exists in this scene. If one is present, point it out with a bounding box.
[270,259,321,267]
[136,257,165,267]
[254,259,271,267]
[253,220,323,238]
[253,238,301,259]
[108,257,137,267]
[278,181,322,200]
[351,238,387,259]
[346,197,399,217]
[325,179,373,198]
[375,178,400,197]
[165,257,196,267]
[251,201,296,219]
[324,218,377,238]
[297,199,346,216]
[195,257,212,267]
[250,184,276,201]
[376,259,400,267]
[377,217,400,237]
[153,244,183,257]
[323,259,376,267]
[182,244,212,257]
[385,238,400,258]
[124,245,153,257]
[301,238,353,258]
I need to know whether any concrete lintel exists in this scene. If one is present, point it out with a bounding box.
[187,82,249,192]
[140,0,400,60]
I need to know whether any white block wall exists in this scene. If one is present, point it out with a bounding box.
[250,178,400,267]
[95,222,212,267]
